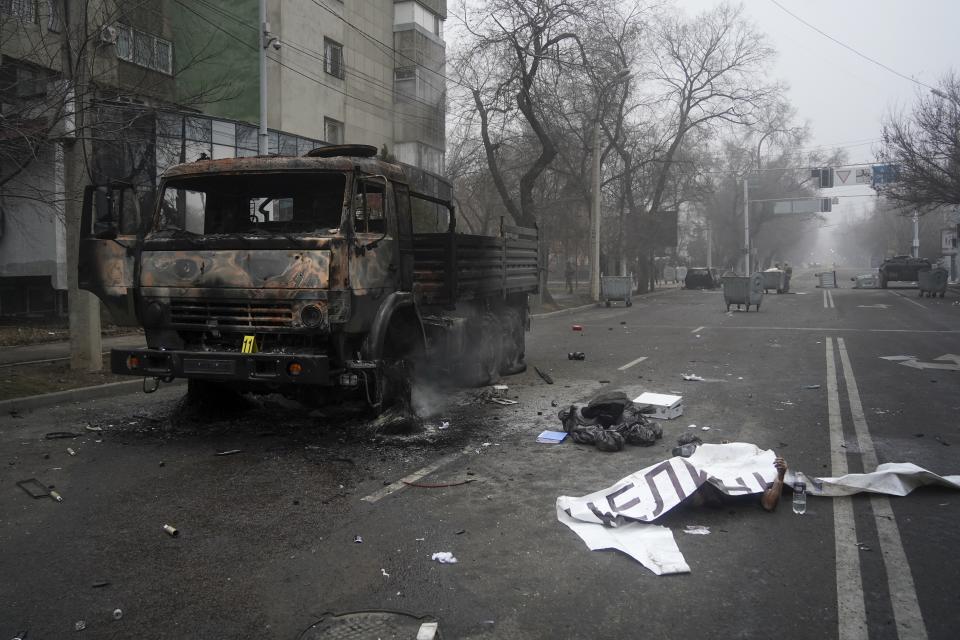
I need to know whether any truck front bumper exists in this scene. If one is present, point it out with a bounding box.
[110,348,331,385]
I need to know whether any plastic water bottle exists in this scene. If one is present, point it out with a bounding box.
[792,481,807,515]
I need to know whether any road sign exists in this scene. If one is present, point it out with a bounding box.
[772,198,832,214]
[834,168,852,185]
[871,163,899,186]
[828,165,899,188]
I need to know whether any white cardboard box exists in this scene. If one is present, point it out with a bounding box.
[633,392,684,420]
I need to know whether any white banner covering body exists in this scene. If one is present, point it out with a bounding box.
[557,443,776,527]
[557,443,960,576]
[556,443,777,575]
[792,463,960,497]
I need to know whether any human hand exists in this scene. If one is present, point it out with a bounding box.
[774,457,787,479]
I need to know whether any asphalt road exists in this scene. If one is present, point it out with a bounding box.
[2,269,959,639]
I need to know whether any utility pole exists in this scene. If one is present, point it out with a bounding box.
[706,225,712,271]
[589,69,631,302]
[63,0,101,370]
[743,178,750,274]
[258,0,277,156]
[590,122,602,302]
[912,212,920,258]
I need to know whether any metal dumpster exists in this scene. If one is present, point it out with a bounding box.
[918,268,948,298]
[722,273,764,311]
[762,269,785,293]
[601,275,633,307]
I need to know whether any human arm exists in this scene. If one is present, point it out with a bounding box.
[761,457,788,512]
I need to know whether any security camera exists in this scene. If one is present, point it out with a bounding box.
[271,38,282,51]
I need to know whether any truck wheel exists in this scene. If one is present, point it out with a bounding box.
[374,316,423,413]
[498,305,527,376]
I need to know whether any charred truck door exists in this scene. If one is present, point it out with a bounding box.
[78,184,142,325]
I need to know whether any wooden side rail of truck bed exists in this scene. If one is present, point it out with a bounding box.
[412,219,539,305]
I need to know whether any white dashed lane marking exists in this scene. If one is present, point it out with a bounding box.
[617,356,648,371]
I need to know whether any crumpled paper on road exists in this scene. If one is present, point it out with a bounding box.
[557,443,960,576]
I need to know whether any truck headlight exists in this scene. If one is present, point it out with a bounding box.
[300,303,326,328]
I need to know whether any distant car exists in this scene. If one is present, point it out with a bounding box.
[878,255,931,288]
[684,267,720,290]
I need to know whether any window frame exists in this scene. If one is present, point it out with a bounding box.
[323,37,344,80]
[324,117,343,145]
[115,23,174,75]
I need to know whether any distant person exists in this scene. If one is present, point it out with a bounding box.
[783,262,793,277]
[565,260,575,294]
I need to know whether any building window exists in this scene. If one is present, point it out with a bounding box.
[394,1,444,38]
[324,38,344,79]
[115,24,173,75]
[0,0,37,23]
[47,0,62,32]
[324,117,343,145]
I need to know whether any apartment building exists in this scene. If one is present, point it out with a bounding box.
[0,0,448,316]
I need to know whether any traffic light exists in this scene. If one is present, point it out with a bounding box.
[811,168,833,189]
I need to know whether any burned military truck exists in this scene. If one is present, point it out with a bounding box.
[78,145,538,409]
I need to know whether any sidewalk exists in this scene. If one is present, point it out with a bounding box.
[0,334,146,367]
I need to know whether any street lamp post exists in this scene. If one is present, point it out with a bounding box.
[590,69,631,302]
[258,0,281,155]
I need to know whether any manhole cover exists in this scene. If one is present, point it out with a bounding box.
[299,610,439,640]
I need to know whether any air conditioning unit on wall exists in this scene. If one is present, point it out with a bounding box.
[99,25,118,44]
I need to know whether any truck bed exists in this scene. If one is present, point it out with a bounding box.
[412,223,539,305]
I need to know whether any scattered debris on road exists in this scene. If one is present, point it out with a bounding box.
[45,431,80,440]
[803,384,821,390]
[431,552,458,564]
[381,568,390,578]
[66,447,76,456]
[682,374,704,382]
[536,430,567,444]
[439,421,450,430]
[112,608,123,621]
[568,352,586,360]
[683,525,710,535]
[354,535,363,544]
[91,581,110,588]
[534,366,554,384]
[162,524,179,538]
[75,620,86,631]
[634,392,683,420]
[559,391,663,452]
[855,542,872,552]
[571,324,583,331]
[214,449,243,456]
[84,425,103,432]
[16,478,52,499]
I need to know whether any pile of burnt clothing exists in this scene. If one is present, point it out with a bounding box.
[558,391,663,452]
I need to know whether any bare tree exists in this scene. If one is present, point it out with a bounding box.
[878,72,960,212]
[1,0,235,211]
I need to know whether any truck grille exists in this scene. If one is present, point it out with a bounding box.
[170,299,293,328]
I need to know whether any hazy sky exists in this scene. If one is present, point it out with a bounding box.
[681,0,959,161]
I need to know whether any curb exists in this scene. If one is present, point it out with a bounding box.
[0,378,185,413]
[531,286,680,319]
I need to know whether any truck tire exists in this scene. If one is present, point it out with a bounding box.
[498,305,527,376]
[375,314,424,413]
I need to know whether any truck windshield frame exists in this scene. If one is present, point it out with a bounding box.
[152,171,348,236]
